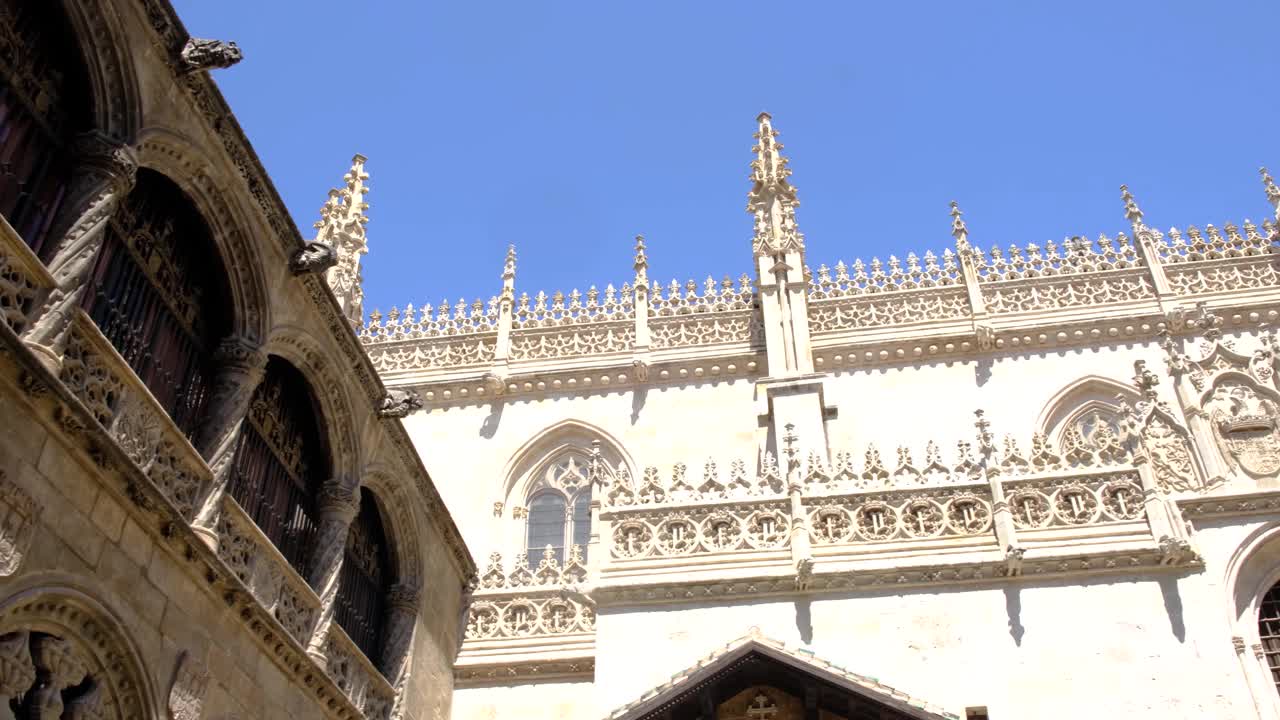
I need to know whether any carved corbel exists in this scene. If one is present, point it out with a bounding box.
[1158,535,1198,565]
[1003,545,1025,577]
[793,557,814,591]
[631,359,650,383]
[974,323,996,352]
[180,38,244,73]
[482,372,506,397]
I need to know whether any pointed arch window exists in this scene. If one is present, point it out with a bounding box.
[226,357,327,575]
[524,453,595,565]
[81,170,231,437]
[336,491,392,665]
[0,0,92,254]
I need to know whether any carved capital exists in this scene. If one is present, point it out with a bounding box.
[386,582,421,613]
[212,335,268,375]
[0,631,34,700]
[316,484,358,520]
[70,131,138,195]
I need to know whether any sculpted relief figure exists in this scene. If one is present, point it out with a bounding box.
[1205,381,1280,478]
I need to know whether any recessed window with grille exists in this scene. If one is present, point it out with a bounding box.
[336,492,392,666]
[524,453,595,566]
[1258,582,1280,695]
[0,0,91,255]
[81,170,231,437]
[227,357,327,576]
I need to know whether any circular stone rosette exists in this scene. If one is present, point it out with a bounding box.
[853,501,898,540]
[655,516,698,555]
[1007,490,1052,529]
[945,493,992,534]
[900,498,946,538]
[1052,484,1100,525]
[699,510,743,551]
[808,506,852,544]
[744,509,789,548]
[611,520,654,558]
[1099,479,1143,520]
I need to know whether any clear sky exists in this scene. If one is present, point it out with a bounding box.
[171,0,1279,319]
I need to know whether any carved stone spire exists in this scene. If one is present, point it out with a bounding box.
[1262,167,1280,220]
[747,112,803,258]
[501,244,517,302]
[949,201,969,249]
[633,234,648,286]
[1120,184,1144,227]
[319,154,371,325]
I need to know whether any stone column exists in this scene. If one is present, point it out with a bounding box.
[380,582,420,699]
[22,132,138,373]
[190,336,269,547]
[1132,453,1178,542]
[305,483,359,669]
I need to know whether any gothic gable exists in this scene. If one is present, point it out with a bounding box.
[606,633,956,720]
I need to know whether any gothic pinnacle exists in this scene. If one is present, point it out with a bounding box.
[1120,184,1144,226]
[1261,167,1280,216]
[633,234,648,284]
[503,244,517,281]
[949,201,969,246]
[747,112,803,257]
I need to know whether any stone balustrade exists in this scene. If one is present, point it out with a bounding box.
[323,621,397,720]
[0,216,54,336]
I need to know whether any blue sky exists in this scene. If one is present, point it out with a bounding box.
[171,1,1279,318]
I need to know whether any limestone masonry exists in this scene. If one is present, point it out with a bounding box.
[1,1,1280,719]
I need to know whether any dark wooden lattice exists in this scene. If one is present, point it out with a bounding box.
[227,357,326,576]
[1258,582,1280,694]
[336,492,391,666]
[0,0,90,254]
[82,170,230,437]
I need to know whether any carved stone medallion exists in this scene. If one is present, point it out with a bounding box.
[1206,381,1280,477]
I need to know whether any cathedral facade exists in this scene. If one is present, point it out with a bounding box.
[3,1,1280,719]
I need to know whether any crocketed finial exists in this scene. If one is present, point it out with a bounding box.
[503,244,517,281]
[747,112,803,257]
[949,201,968,245]
[1262,167,1280,215]
[1120,184,1144,225]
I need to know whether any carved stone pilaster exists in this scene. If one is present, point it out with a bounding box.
[167,650,210,720]
[305,484,359,668]
[22,133,138,373]
[190,337,268,549]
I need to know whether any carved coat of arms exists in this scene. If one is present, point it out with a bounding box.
[1206,381,1280,477]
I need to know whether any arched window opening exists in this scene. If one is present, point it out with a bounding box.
[524,453,595,565]
[227,357,328,575]
[1259,581,1280,695]
[81,169,232,437]
[336,491,392,665]
[0,0,93,254]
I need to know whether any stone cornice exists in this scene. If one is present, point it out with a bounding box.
[136,0,476,583]
[1178,489,1280,520]
[454,657,595,687]
[591,546,1201,607]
